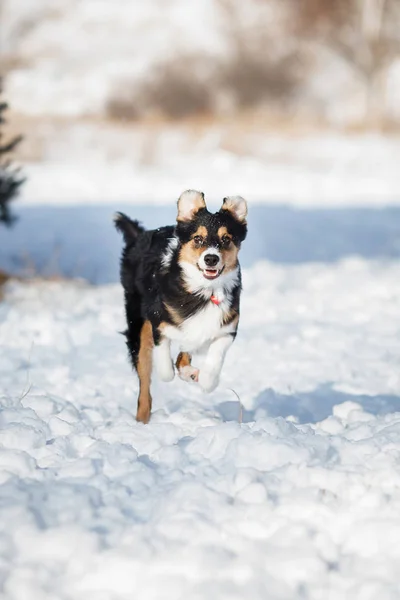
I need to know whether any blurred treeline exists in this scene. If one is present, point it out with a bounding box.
[107,0,400,128]
[1,0,400,128]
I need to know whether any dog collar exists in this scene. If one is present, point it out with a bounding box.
[210,294,221,306]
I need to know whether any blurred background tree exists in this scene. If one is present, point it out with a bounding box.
[101,0,400,126]
[0,82,24,226]
[292,0,400,124]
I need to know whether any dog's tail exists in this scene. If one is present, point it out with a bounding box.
[114,212,145,246]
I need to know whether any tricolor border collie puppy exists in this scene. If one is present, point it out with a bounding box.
[115,190,247,423]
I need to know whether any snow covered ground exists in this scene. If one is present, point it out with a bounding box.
[2,254,400,599]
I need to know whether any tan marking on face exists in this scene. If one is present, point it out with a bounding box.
[221,244,239,273]
[217,226,230,239]
[179,242,204,266]
[217,226,237,272]
[136,320,153,423]
[194,225,207,239]
[179,224,209,267]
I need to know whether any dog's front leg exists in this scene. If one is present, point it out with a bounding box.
[153,336,175,382]
[198,334,234,393]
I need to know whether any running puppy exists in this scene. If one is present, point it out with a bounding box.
[115,190,247,423]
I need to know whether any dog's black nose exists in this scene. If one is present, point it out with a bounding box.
[204,254,219,267]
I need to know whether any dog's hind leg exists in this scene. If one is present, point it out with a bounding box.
[136,320,154,423]
[176,352,199,383]
[124,292,153,423]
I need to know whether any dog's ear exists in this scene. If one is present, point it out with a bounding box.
[177,190,206,222]
[221,196,247,223]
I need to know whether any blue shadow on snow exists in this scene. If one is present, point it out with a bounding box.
[1,203,400,283]
[217,383,400,424]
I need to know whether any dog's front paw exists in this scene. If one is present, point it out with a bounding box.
[156,360,175,382]
[179,365,199,383]
[198,369,220,393]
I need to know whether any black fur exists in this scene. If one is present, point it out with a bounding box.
[176,207,247,247]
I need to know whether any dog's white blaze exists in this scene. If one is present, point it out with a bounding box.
[161,237,179,270]
[198,247,222,272]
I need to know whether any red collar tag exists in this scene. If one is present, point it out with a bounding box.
[211,295,221,306]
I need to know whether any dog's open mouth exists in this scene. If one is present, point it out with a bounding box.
[197,264,225,280]
[203,268,220,280]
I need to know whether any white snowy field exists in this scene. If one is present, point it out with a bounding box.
[1,258,400,599]
[17,128,400,208]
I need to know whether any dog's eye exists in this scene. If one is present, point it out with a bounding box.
[193,235,204,246]
[221,235,231,248]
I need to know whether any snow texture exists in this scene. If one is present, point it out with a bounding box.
[1,253,400,599]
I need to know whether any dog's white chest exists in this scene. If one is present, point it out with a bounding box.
[163,302,232,352]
